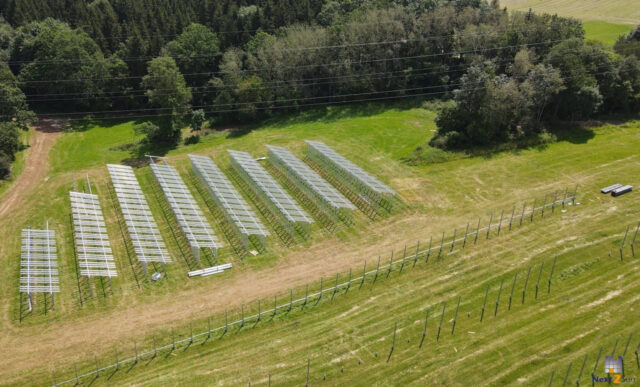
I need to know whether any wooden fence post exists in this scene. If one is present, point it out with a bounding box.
[426,236,433,263]
[437,302,446,342]
[413,241,420,267]
[486,213,493,239]
[480,284,489,322]
[535,262,544,300]
[387,322,397,363]
[508,272,518,311]
[331,273,339,300]
[494,278,504,317]
[373,257,381,284]
[497,210,504,236]
[592,347,603,382]
[548,255,557,294]
[462,223,470,248]
[452,296,461,335]
[419,308,429,349]
[630,222,639,257]
[360,260,366,289]
[450,229,457,252]
[620,226,630,261]
[576,354,588,386]
[302,284,309,309]
[257,300,262,323]
[522,266,532,304]
[315,278,323,306]
[474,218,481,245]
[562,361,572,387]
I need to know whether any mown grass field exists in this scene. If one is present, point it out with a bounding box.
[583,21,634,46]
[0,102,639,385]
[501,0,640,25]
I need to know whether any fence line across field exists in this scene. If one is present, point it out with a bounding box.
[52,190,577,386]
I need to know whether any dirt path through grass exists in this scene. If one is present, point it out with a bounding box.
[0,120,62,218]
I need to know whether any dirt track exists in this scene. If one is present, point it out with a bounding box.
[0,122,61,218]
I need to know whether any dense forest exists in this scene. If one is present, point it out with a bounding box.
[0,0,639,177]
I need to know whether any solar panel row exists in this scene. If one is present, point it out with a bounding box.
[228,149,313,235]
[305,140,395,210]
[150,161,222,261]
[20,226,60,297]
[190,154,269,249]
[70,191,118,278]
[107,164,171,268]
[267,145,355,221]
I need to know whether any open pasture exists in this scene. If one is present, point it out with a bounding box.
[0,104,639,384]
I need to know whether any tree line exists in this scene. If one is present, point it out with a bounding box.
[0,0,639,177]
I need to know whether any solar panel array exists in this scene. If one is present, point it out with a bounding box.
[150,161,222,260]
[70,191,118,278]
[267,145,355,221]
[305,140,395,209]
[107,164,171,267]
[20,226,60,299]
[228,150,313,234]
[190,154,269,249]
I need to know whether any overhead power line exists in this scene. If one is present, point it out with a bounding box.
[16,35,579,85]
[8,66,632,121]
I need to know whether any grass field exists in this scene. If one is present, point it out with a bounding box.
[0,102,639,385]
[501,0,640,25]
[583,20,634,46]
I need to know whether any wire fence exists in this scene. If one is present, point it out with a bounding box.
[50,188,584,386]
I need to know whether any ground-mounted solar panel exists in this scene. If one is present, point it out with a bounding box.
[149,158,222,262]
[70,191,118,278]
[267,145,355,223]
[228,149,313,237]
[107,164,171,272]
[305,140,396,211]
[189,154,269,250]
[20,223,59,311]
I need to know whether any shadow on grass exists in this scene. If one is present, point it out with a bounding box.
[404,120,601,166]
[69,117,147,133]
[211,100,425,138]
[120,138,178,167]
